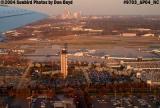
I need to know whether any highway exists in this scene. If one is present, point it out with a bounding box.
[17,61,33,89]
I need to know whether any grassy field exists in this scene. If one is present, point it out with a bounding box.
[0,35,160,49]
[54,35,160,49]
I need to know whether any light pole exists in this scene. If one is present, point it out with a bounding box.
[147,80,152,93]
[114,89,117,100]
[26,96,32,108]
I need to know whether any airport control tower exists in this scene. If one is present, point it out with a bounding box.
[61,44,68,79]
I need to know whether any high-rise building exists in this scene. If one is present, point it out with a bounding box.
[56,8,82,20]
[61,47,68,79]
[73,11,81,19]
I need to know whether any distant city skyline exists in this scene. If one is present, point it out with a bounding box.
[9,0,160,15]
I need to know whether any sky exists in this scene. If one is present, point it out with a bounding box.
[11,0,160,15]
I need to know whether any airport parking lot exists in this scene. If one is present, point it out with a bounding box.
[91,95,160,108]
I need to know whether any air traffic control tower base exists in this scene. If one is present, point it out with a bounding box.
[61,48,68,79]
